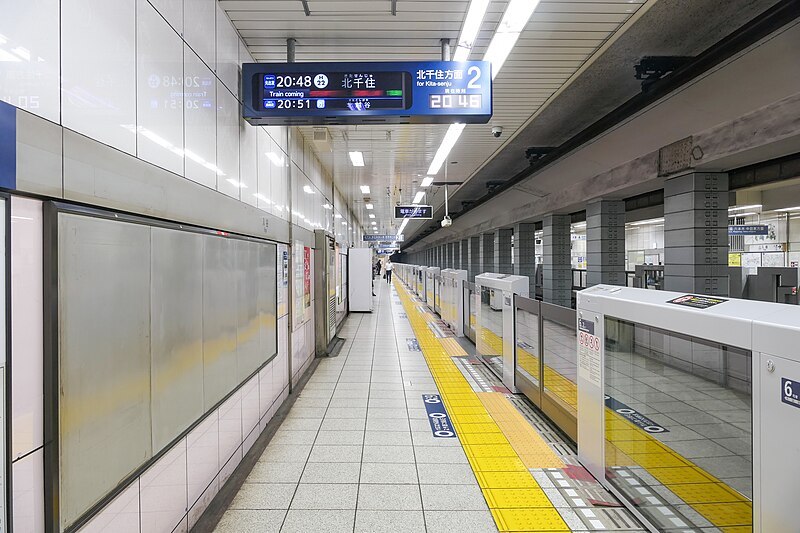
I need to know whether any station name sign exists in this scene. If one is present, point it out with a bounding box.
[394,205,433,219]
[363,234,403,242]
[242,61,492,125]
[728,224,769,236]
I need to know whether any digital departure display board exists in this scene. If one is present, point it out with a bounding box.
[242,61,492,125]
[395,205,433,219]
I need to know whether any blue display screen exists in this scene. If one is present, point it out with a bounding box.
[395,205,433,219]
[242,61,492,125]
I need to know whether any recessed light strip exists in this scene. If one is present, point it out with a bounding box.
[349,151,365,167]
[453,0,491,61]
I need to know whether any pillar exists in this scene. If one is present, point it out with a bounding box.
[469,236,480,281]
[480,232,495,274]
[514,223,537,298]
[586,200,626,287]
[664,172,729,296]
[452,241,461,270]
[495,228,513,274]
[542,214,572,307]
[460,239,469,273]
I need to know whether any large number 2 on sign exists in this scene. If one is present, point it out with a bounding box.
[467,66,481,89]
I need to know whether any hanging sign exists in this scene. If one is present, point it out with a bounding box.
[394,205,433,219]
[728,225,769,236]
[242,61,492,125]
[364,234,403,242]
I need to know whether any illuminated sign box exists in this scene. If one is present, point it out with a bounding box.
[242,61,492,125]
[364,234,403,242]
[394,205,433,219]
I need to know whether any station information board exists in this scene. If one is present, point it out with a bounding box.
[242,61,492,125]
[395,205,433,219]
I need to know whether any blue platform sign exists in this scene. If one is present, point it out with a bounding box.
[364,234,403,242]
[242,61,492,125]
[728,225,769,236]
[422,394,456,438]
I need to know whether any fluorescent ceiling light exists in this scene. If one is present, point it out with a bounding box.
[322,203,332,209]
[303,185,315,194]
[371,221,377,225]
[421,177,434,187]
[483,0,540,79]
[369,214,375,219]
[349,151,365,167]
[365,203,374,210]
[729,204,761,211]
[226,178,247,189]
[498,0,540,33]
[775,206,800,212]
[412,191,425,204]
[453,0,491,61]
[334,213,342,219]
[571,222,586,229]
[733,212,758,217]
[427,123,466,175]
[397,218,409,238]
[253,193,272,203]
[360,185,370,194]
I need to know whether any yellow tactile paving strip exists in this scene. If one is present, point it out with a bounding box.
[477,393,564,469]
[394,281,570,532]
[482,326,752,530]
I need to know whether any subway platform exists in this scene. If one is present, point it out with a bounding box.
[200,280,649,533]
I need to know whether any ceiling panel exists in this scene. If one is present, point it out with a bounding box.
[221,0,649,237]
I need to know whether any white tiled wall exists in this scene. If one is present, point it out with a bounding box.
[1,0,365,242]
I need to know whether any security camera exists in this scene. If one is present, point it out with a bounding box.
[441,216,452,228]
[491,126,503,138]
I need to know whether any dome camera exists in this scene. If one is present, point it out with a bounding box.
[441,216,452,228]
[491,126,503,138]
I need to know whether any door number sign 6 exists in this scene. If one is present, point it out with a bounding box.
[782,378,800,409]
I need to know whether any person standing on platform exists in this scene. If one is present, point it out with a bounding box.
[385,260,393,283]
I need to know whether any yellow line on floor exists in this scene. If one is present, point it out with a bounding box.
[394,280,569,533]
[484,323,752,529]
[477,393,564,469]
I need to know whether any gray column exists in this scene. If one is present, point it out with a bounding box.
[514,223,537,298]
[460,239,469,272]
[586,200,626,287]
[542,214,572,307]
[469,236,480,281]
[495,228,513,274]
[448,242,455,268]
[480,232,495,274]
[452,241,461,270]
[664,172,729,296]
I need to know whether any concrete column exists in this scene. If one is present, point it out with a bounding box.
[495,228,513,274]
[586,200,626,287]
[664,172,729,296]
[448,242,456,268]
[460,239,469,273]
[514,223,537,298]
[469,236,480,281]
[452,241,461,270]
[480,232,495,274]
[542,214,572,307]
